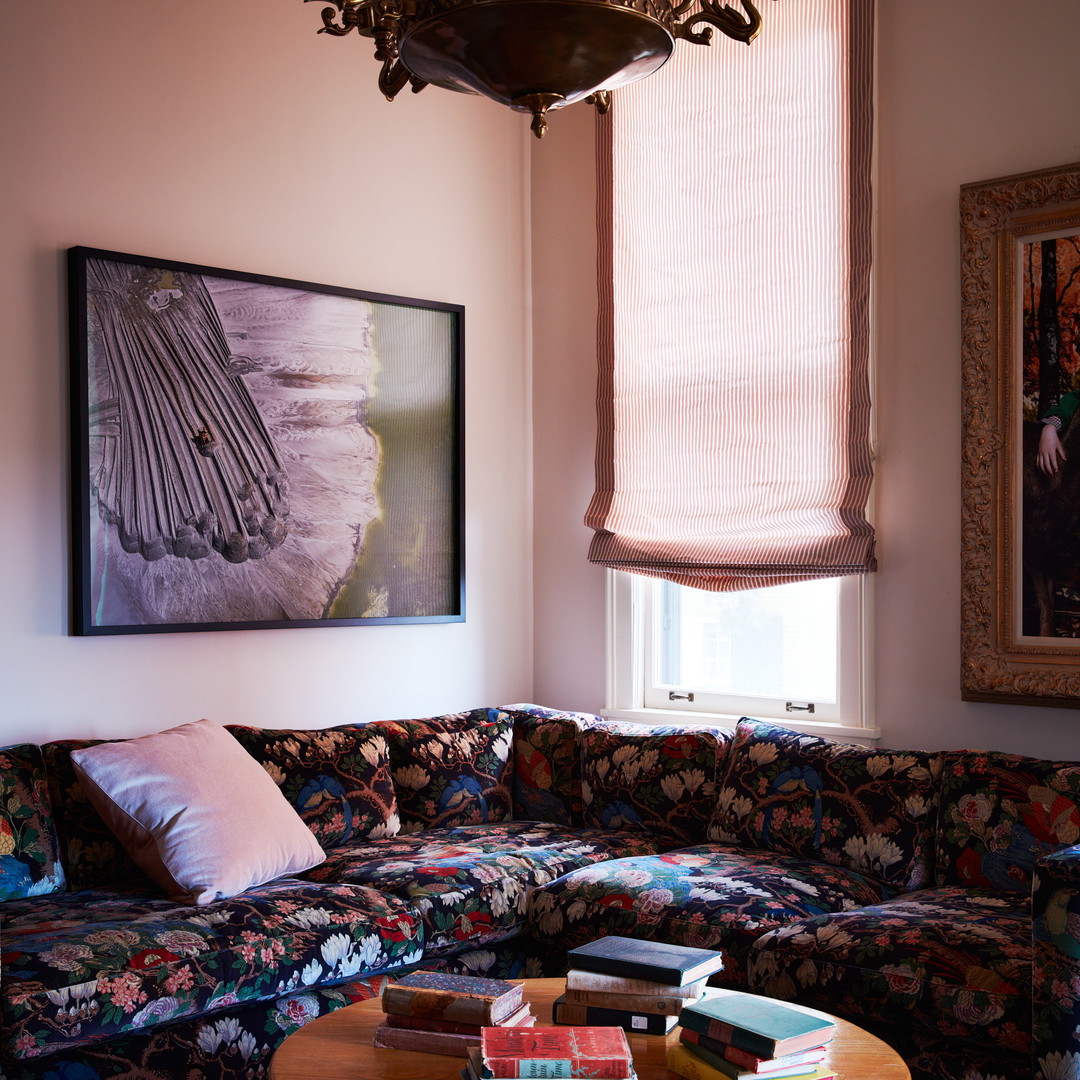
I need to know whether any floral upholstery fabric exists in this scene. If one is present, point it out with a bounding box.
[747,886,1032,1052]
[854,1020,1029,1080]
[226,723,399,846]
[1033,844,1080,1080]
[0,744,64,901]
[0,975,388,1080]
[578,721,730,844]
[304,821,666,954]
[527,844,891,988]
[1,880,422,1059]
[708,717,942,891]
[372,709,514,832]
[426,934,569,981]
[39,740,150,892]
[504,703,586,825]
[934,748,1080,892]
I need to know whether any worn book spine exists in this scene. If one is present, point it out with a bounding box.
[387,1013,485,1036]
[565,969,708,999]
[382,986,523,1025]
[678,1012,780,1060]
[564,987,690,1015]
[373,1019,481,1055]
[387,1002,533,1035]
[552,996,676,1035]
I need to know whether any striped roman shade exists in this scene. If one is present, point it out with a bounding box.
[586,0,876,591]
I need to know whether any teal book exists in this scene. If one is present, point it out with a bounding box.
[566,936,724,987]
[678,992,834,1058]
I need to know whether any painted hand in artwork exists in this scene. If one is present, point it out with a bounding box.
[1037,423,1068,476]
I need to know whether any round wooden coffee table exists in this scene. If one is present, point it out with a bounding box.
[269,978,910,1080]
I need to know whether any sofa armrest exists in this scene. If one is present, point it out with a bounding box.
[1033,843,1080,1080]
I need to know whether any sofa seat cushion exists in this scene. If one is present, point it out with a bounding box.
[525,844,892,988]
[304,822,669,954]
[0,880,423,1060]
[746,886,1032,1054]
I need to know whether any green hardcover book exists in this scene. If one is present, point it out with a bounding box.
[678,992,834,1058]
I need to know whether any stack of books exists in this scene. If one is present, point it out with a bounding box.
[552,936,724,1035]
[669,990,837,1080]
[464,1025,637,1080]
[373,970,534,1056]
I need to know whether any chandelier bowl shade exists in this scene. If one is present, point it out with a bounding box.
[399,1,675,109]
[308,0,765,136]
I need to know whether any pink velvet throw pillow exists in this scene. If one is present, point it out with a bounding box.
[69,719,326,905]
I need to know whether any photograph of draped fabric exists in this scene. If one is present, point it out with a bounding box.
[69,248,463,635]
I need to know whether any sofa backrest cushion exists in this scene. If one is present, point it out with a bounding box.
[372,708,514,832]
[68,719,326,906]
[41,738,151,891]
[708,718,942,891]
[227,722,399,847]
[934,748,1080,891]
[579,720,731,844]
[0,743,66,899]
[503,703,588,825]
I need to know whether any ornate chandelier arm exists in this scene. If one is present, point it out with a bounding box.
[306,0,360,35]
[673,0,763,46]
[304,0,427,101]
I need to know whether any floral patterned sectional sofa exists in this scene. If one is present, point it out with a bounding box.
[1,704,1078,1080]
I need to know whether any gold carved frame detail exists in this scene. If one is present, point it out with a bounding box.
[961,160,1080,706]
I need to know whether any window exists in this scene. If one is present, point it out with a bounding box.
[593,1,876,736]
[607,572,873,737]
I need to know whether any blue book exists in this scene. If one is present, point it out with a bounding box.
[678,992,834,1058]
[567,936,724,987]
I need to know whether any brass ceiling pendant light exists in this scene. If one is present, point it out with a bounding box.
[306,0,765,138]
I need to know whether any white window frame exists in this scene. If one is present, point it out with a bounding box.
[605,571,877,741]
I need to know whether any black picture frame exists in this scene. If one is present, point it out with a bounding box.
[69,246,464,635]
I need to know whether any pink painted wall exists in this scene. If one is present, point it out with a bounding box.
[0,0,534,742]
[531,0,1080,756]
[4,0,1080,755]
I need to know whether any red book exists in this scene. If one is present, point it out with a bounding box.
[681,1029,828,1073]
[480,1025,633,1078]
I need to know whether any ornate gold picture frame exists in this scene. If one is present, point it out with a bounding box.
[961,161,1080,705]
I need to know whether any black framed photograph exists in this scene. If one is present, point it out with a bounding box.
[69,247,464,635]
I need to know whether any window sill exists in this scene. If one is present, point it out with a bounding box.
[601,707,882,744]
